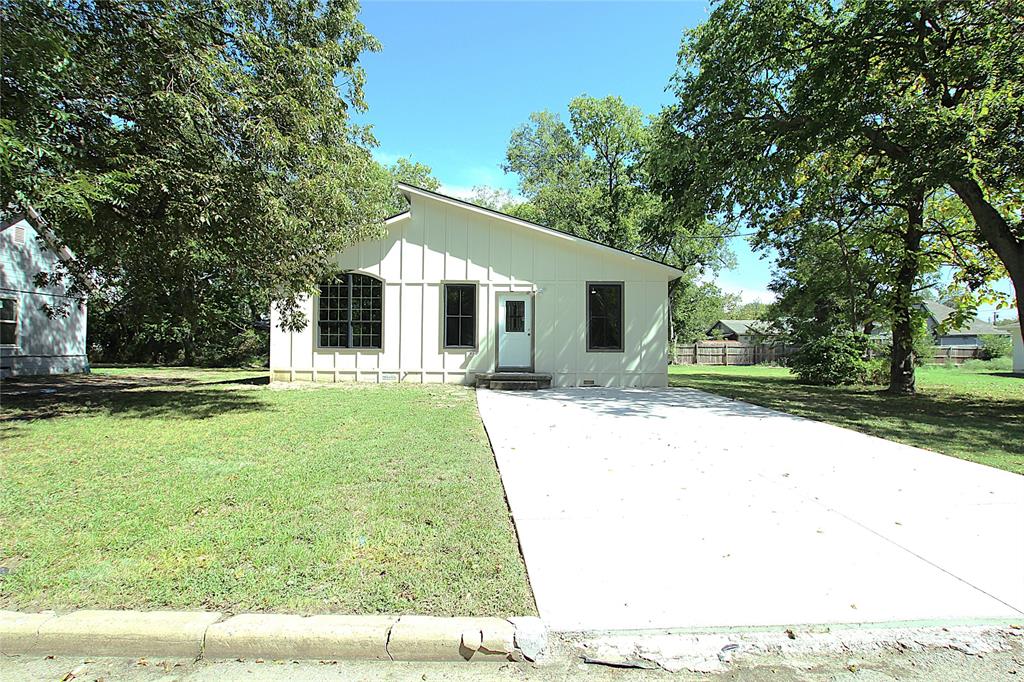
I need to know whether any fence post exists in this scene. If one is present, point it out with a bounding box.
[723,344,728,366]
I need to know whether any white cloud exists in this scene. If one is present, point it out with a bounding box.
[371,150,403,166]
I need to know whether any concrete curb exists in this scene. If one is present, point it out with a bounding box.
[0,610,548,663]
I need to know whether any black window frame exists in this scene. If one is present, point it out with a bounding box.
[586,282,624,352]
[317,272,383,350]
[443,283,478,349]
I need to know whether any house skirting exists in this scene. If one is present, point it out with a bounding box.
[268,368,667,388]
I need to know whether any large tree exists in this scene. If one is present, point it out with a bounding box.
[653,0,1024,344]
[1,0,390,362]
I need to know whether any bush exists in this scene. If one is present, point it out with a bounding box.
[863,358,889,385]
[789,330,869,385]
[978,334,1012,361]
[958,356,1013,372]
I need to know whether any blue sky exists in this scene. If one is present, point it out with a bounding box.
[354,1,1014,317]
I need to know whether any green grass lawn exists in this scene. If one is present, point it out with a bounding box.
[670,362,1023,475]
[0,367,535,616]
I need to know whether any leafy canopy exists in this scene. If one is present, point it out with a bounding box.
[654,0,1023,339]
[2,0,392,358]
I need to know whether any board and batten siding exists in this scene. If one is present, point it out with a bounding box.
[270,192,678,387]
[0,219,89,377]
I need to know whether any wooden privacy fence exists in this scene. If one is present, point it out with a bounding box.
[674,341,982,366]
[927,345,981,364]
[673,341,799,366]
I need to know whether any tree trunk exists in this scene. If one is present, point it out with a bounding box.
[888,193,925,395]
[949,178,1024,344]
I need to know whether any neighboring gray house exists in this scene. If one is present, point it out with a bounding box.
[1,216,88,377]
[706,319,773,344]
[918,300,1009,347]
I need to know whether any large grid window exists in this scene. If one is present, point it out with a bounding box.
[318,273,382,349]
[0,298,17,346]
[587,282,623,352]
[444,283,477,348]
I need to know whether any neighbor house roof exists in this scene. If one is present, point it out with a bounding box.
[396,183,687,278]
[918,300,1008,336]
[709,320,761,336]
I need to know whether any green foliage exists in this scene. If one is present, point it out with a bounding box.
[504,95,731,266]
[504,94,734,345]
[725,301,770,321]
[863,358,890,386]
[671,280,739,344]
[654,0,1024,367]
[978,334,1012,361]
[2,0,392,362]
[789,328,869,386]
[958,356,1012,372]
[383,157,440,215]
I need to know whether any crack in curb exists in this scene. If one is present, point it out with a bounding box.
[383,616,398,661]
[196,612,228,663]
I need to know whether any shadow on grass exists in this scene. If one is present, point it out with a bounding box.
[1,373,268,422]
[207,375,271,386]
[669,372,1024,468]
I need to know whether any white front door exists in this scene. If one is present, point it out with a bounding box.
[497,293,532,369]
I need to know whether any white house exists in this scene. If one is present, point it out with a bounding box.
[270,184,685,387]
[1012,325,1023,373]
[0,215,89,377]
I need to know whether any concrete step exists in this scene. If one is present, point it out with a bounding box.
[489,380,540,391]
[475,372,552,390]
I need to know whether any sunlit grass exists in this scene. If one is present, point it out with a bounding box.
[0,368,534,616]
[670,363,1023,475]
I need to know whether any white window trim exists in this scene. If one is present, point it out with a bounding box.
[0,297,19,348]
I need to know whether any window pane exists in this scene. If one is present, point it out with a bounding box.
[506,300,525,333]
[445,317,460,347]
[0,299,14,321]
[446,287,461,315]
[588,284,623,351]
[443,285,476,347]
[460,286,475,315]
[460,318,475,347]
[319,274,382,348]
[0,322,14,345]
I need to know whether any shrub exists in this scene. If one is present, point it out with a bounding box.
[789,330,869,385]
[863,358,889,385]
[978,334,1012,361]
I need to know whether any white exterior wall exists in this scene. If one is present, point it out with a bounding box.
[1012,326,1023,374]
[0,219,89,377]
[270,194,677,387]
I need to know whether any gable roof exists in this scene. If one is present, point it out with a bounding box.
[396,183,686,278]
[709,320,767,336]
[918,300,1008,336]
[2,211,77,262]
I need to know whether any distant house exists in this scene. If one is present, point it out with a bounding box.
[706,319,771,344]
[1012,326,1023,373]
[0,215,88,377]
[917,300,1009,347]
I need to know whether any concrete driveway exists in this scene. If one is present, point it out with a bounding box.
[477,387,1024,632]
